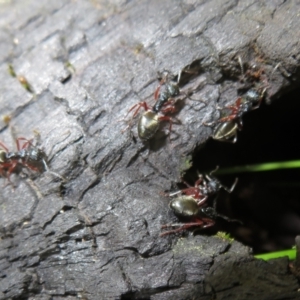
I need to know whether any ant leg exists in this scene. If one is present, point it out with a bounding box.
[180,187,199,197]
[41,158,66,182]
[0,142,8,152]
[161,99,176,114]
[6,161,19,183]
[167,190,183,197]
[209,201,242,224]
[160,218,205,236]
[223,178,238,193]
[269,63,281,82]
[22,162,40,172]
[0,141,9,152]
[160,217,215,236]
[158,116,174,141]
[121,101,150,133]
[154,85,161,100]
[0,164,10,178]
[238,56,244,78]
[194,174,204,186]
[16,137,34,150]
[196,196,208,206]
[203,120,216,127]
[217,114,239,123]
[215,97,242,122]
[126,101,149,118]
[209,166,219,176]
[179,175,205,200]
[177,70,182,85]
[154,75,167,100]
[47,170,66,182]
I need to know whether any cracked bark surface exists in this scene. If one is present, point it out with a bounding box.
[0,0,300,299]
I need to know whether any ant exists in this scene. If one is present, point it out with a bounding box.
[123,72,181,141]
[204,87,266,143]
[160,168,238,236]
[203,55,280,143]
[160,195,241,236]
[203,55,268,143]
[0,137,64,184]
[123,70,205,141]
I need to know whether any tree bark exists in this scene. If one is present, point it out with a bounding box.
[0,0,300,299]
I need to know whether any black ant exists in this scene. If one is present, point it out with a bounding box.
[203,55,280,142]
[204,87,266,143]
[123,72,181,141]
[203,56,267,143]
[0,137,64,184]
[123,70,205,141]
[160,168,238,236]
[160,195,240,236]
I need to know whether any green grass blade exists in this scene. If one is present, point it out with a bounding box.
[216,160,300,175]
[255,249,296,261]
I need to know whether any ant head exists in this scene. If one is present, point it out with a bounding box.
[205,174,221,191]
[244,89,261,103]
[27,148,47,164]
[157,70,169,81]
[200,207,217,219]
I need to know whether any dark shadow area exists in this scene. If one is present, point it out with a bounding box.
[191,88,300,254]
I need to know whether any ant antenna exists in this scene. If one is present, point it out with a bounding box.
[41,158,66,182]
[209,165,219,176]
[269,62,281,82]
[238,56,244,76]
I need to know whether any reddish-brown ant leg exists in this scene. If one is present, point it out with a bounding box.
[162,98,176,107]
[23,162,40,172]
[161,106,176,115]
[160,100,176,115]
[16,137,34,151]
[194,175,204,187]
[121,102,150,133]
[221,97,242,113]
[161,218,205,236]
[0,141,9,152]
[126,101,149,118]
[179,175,205,199]
[0,163,10,177]
[160,217,215,236]
[180,187,200,199]
[217,114,238,123]
[5,160,19,183]
[158,116,173,135]
[154,85,161,100]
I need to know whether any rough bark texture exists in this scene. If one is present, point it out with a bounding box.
[0,0,300,299]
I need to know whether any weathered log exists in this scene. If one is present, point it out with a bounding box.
[0,1,300,299]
